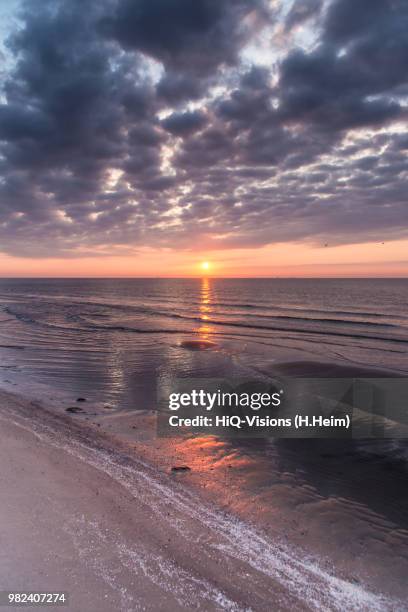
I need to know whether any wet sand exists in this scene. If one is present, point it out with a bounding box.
[0,389,406,611]
[90,413,408,604]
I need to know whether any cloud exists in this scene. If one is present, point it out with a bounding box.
[156,72,204,104]
[161,110,207,136]
[0,0,407,257]
[284,0,323,32]
[101,0,268,73]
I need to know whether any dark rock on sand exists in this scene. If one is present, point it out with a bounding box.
[180,340,216,350]
[76,397,86,402]
[66,406,84,414]
[171,466,191,473]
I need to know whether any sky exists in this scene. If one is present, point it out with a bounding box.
[0,0,407,277]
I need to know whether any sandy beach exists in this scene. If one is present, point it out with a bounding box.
[0,389,405,612]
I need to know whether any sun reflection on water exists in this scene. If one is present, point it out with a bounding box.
[198,277,214,339]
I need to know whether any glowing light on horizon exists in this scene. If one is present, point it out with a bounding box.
[200,261,210,272]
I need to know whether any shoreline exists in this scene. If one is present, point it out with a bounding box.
[0,389,406,611]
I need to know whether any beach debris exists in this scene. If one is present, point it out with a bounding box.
[66,406,84,414]
[171,465,191,473]
[180,339,217,350]
[76,397,86,402]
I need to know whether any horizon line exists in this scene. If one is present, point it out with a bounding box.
[0,275,407,280]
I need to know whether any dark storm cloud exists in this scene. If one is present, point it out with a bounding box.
[284,0,323,32]
[278,0,408,130]
[0,0,407,257]
[161,110,207,136]
[156,72,204,104]
[102,0,268,73]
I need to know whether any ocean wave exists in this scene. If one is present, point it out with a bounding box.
[4,303,408,346]
[158,310,399,328]
[80,319,408,345]
[3,293,404,322]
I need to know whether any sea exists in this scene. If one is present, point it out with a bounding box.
[1,277,408,598]
[0,277,407,408]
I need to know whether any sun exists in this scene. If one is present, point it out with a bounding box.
[200,261,210,272]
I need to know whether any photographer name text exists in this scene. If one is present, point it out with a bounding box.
[168,414,351,430]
